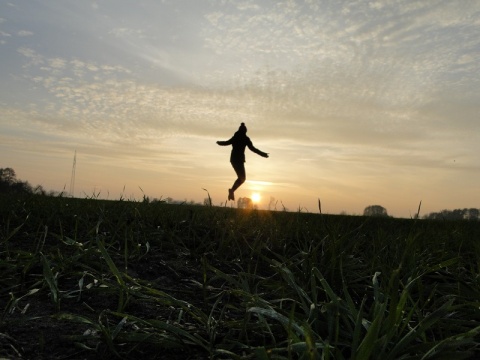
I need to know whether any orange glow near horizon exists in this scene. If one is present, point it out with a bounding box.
[251,192,261,203]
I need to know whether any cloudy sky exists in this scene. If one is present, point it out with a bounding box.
[1,0,479,217]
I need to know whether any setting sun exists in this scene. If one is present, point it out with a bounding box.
[251,193,261,203]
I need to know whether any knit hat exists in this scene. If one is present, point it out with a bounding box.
[239,122,247,133]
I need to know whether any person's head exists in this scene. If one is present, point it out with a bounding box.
[238,122,247,134]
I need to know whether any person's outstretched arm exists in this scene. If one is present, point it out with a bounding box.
[216,137,233,146]
[248,142,269,158]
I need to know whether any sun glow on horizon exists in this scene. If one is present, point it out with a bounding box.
[251,192,261,203]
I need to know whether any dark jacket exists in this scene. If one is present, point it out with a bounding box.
[217,132,267,163]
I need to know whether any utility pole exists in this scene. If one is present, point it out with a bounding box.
[69,150,76,197]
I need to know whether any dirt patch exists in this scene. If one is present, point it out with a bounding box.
[0,245,215,359]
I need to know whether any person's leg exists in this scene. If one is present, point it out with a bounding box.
[231,162,246,191]
[228,162,246,200]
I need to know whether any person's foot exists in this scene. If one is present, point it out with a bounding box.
[228,189,235,201]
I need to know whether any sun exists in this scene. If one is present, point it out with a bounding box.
[251,192,261,203]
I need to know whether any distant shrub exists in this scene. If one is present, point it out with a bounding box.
[363,205,388,217]
[238,197,254,209]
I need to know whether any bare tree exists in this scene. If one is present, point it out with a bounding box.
[0,168,17,185]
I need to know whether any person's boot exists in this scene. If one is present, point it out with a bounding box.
[228,189,235,201]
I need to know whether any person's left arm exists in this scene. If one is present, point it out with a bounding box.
[247,140,269,158]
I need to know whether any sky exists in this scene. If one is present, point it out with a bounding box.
[1,0,479,217]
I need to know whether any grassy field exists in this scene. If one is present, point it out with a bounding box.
[1,193,480,359]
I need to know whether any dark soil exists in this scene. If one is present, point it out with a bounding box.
[0,242,221,359]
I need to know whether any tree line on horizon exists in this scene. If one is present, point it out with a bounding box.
[1,167,478,220]
[422,208,480,221]
[0,167,53,195]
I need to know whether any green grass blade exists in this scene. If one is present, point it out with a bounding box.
[41,253,60,310]
[247,306,305,337]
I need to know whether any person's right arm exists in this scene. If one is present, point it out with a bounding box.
[217,137,233,146]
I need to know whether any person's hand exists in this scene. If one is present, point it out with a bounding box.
[263,153,269,158]
[216,141,221,145]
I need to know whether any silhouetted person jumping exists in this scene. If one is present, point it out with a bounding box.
[217,123,269,201]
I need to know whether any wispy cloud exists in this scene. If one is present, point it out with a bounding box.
[17,30,33,36]
[1,0,480,215]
